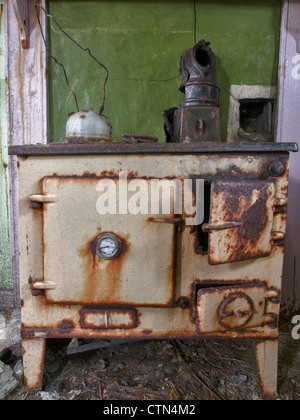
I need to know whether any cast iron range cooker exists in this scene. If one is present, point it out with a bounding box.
[9,40,298,398]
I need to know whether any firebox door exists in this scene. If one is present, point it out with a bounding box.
[36,176,176,306]
[202,180,276,265]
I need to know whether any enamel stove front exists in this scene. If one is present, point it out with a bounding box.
[10,142,297,398]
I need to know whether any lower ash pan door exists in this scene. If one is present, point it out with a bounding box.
[196,284,278,334]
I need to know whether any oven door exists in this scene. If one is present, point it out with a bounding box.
[203,180,276,265]
[39,176,176,307]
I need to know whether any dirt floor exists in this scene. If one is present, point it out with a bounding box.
[2,315,299,401]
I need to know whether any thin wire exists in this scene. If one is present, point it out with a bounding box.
[193,0,197,44]
[34,2,79,112]
[35,1,109,114]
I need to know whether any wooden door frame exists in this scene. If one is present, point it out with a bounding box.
[1,0,47,307]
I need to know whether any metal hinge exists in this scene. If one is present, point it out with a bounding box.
[29,194,57,203]
[29,194,57,210]
[31,281,56,290]
[265,289,281,304]
[264,289,281,328]
[29,277,55,296]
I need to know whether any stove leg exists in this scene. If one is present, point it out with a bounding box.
[255,339,278,399]
[22,337,46,389]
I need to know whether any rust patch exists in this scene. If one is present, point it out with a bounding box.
[141,330,152,335]
[77,232,131,305]
[99,170,139,179]
[82,171,97,178]
[56,319,75,333]
[21,326,277,341]
[207,181,275,264]
[40,171,140,182]
[99,170,116,178]
[104,234,130,299]
[240,198,268,244]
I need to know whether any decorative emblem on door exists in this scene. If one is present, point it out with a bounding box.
[95,232,122,260]
[218,293,254,329]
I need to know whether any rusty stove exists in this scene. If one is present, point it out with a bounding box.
[9,40,298,398]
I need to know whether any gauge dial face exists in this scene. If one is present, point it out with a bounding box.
[96,233,121,260]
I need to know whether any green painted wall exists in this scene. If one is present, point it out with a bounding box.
[0,0,13,290]
[48,0,282,143]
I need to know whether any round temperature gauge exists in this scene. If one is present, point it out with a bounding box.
[95,233,122,260]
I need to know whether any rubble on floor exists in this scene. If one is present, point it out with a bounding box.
[0,361,19,399]
[0,308,22,359]
[0,308,22,399]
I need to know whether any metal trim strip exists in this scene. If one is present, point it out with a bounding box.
[8,142,298,156]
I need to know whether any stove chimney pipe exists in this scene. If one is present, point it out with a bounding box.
[163,40,221,143]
